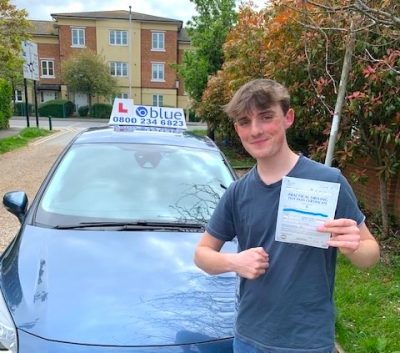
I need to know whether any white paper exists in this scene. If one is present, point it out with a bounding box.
[275,177,341,249]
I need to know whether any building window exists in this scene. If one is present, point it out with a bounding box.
[40,91,57,103]
[151,63,164,81]
[15,90,23,102]
[111,93,129,104]
[110,62,128,77]
[109,30,128,45]
[151,32,165,51]
[41,60,54,78]
[71,27,85,47]
[152,94,163,106]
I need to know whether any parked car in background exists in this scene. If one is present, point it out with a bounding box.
[1,125,238,352]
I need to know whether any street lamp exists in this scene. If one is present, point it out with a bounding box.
[128,5,133,99]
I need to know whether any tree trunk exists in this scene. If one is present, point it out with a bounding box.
[207,122,215,141]
[379,175,389,238]
[325,21,355,166]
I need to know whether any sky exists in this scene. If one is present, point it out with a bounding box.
[11,0,267,25]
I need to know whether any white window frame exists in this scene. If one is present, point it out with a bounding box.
[40,59,55,78]
[40,91,58,103]
[152,94,164,106]
[109,30,128,46]
[151,62,165,82]
[151,31,165,51]
[71,27,85,47]
[15,90,23,102]
[110,61,128,77]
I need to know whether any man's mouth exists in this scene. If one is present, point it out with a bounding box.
[250,138,268,145]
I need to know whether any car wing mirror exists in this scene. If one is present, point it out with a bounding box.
[3,191,28,224]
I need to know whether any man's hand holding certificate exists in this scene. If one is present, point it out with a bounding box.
[275,177,341,249]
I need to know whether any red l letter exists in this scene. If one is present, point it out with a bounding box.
[118,102,128,113]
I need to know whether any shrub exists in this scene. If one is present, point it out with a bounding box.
[78,105,89,117]
[14,102,34,116]
[188,109,201,122]
[0,78,12,129]
[90,103,112,119]
[38,99,75,118]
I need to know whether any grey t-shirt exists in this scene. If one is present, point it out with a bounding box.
[206,155,364,353]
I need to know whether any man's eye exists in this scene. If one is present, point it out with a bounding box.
[237,119,249,126]
[261,116,273,121]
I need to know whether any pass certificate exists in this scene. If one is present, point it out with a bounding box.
[275,177,341,249]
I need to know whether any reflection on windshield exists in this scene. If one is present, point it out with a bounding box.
[36,143,234,227]
[171,183,225,224]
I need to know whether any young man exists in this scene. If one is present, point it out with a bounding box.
[194,79,380,353]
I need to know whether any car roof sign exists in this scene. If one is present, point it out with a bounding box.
[109,98,187,131]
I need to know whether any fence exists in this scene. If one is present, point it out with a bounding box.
[342,158,400,218]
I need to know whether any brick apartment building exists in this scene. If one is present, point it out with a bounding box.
[17,10,191,112]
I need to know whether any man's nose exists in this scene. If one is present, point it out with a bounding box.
[250,118,263,135]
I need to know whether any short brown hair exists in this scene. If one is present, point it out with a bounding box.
[223,79,290,121]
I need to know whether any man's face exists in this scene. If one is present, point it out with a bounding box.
[233,104,294,161]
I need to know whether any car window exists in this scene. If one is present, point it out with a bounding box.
[35,143,234,226]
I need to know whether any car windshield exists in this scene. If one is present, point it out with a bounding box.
[35,142,234,227]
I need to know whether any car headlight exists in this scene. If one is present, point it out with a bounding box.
[0,289,17,353]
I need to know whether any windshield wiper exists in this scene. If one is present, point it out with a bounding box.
[53,221,205,232]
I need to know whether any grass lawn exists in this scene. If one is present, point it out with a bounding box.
[0,128,52,154]
[335,253,400,353]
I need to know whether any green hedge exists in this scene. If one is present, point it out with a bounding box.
[14,102,34,116]
[38,99,75,118]
[78,105,89,117]
[90,103,112,119]
[188,109,201,122]
[0,79,12,129]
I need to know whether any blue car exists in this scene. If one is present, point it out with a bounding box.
[1,126,238,352]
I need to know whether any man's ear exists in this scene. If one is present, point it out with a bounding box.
[285,108,295,129]
[234,122,239,134]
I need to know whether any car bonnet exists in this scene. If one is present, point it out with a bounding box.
[1,225,237,346]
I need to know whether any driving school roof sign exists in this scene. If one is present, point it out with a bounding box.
[109,98,187,130]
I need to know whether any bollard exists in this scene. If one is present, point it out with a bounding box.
[48,116,53,131]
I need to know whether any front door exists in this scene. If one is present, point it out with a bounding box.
[74,92,89,111]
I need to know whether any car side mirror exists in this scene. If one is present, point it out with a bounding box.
[3,191,28,224]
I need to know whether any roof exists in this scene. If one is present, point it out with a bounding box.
[178,27,190,43]
[29,20,58,36]
[32,11,189,41]
[73,126,218,151]
[51,10,183,27]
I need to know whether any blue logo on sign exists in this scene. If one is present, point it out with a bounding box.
[136,106,148,117]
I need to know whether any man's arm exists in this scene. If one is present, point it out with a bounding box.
[194,231,269,279]
[319,219,380,269]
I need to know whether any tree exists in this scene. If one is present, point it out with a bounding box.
[0,0,31,81]
[196,3,268,143]
[175,0,237,138]
[283,0,400,234]
[199,0,399,234]
[342,49,400,236]
[61,50,117,108]
[201,2,324,150]
[197,70,234,140]
[0,78,12,129]
[223,3,269,89]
